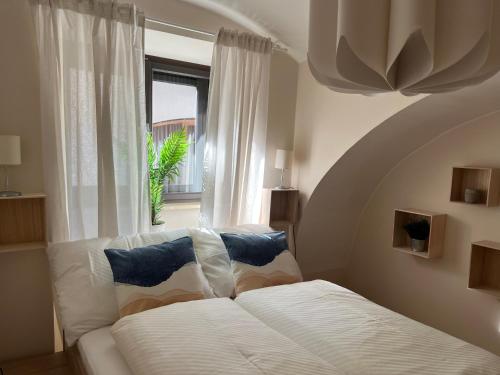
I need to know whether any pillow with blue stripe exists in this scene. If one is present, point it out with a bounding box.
[105,236,214,317]
[220,232,302,295]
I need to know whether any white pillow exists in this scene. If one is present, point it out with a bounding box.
[189,228,235,298]
[48,229,189,346]
[48,237,115,347]
[48,226,272,345]
[190,225,273,298]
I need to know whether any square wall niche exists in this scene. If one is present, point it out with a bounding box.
[268,189,299,225]
[450,167,500,207]
[392,209,447,259]
[469,241,500,297]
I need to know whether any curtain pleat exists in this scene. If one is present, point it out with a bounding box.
[201,28,272,228]
[31,0,149,241]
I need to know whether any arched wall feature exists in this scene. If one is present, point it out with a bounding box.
[296,73,500,279]
[349,113,500,355]
[292,64,423,204]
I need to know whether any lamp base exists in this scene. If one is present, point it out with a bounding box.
[274,185,293,190]
[0,190,22,197]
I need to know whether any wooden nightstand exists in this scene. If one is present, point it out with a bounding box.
[261,188,299,256]
[0,352,74,375]
[0,194,54,362]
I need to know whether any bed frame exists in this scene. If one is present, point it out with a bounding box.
[67,345,88,375]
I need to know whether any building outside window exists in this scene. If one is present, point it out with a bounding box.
[145,27,213,228]
[146,56,210,202]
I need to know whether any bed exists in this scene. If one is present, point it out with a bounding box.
[77,327,132,375]
[71,280,500,375]
[48,229,500,375]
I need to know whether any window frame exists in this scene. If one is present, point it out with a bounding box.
[145,55,210,202]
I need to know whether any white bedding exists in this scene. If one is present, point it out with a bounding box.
[236,280,500,375]
[78,326,132,375]
[111,297,341,375]
[87,280,500,375]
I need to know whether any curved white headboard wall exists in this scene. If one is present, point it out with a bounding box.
[297,73,500,279]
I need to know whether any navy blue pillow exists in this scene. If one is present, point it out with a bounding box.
[220,232,288,267]
[104,236,196,288]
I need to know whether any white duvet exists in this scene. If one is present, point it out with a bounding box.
[111,297,340,375]
[237,280,500,375]
[111,281,500,375]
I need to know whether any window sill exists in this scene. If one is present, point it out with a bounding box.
[164,201,200,210]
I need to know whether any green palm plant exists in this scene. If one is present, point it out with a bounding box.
[147,129,189,226]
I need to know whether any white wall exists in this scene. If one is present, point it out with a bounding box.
[0,2,52,360]
[0,0,43,194]
[291,61,421,280]
[349,113,500,355]
[292,62,420,204]
[264,51,298,188]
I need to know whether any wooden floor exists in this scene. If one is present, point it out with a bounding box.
[0,352,75,375]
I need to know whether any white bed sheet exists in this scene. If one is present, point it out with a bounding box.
[236,280,500,375]
[78,326,132,375]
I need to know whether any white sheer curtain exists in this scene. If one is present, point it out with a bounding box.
[201,29,272,228]
[31,0,149,242]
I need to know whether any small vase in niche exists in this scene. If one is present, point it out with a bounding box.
[464,188,481,204]
[411,238,427,252]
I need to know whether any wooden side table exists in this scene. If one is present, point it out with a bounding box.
[0,194,54,362]
[261,188,299,256]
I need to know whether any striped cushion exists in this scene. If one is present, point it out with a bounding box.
[220,232,302,295]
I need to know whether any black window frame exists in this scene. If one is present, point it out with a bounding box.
[145,55,210,202]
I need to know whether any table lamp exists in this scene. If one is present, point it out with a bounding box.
[275,149,292,189]
[0,135,22,197]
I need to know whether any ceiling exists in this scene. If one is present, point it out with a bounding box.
[181,0,310,61]
[145,29,214,65]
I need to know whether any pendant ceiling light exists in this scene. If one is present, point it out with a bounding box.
[308,0,500,95]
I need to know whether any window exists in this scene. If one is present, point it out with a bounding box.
[145,56,210,201]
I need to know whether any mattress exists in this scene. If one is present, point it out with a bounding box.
[78,326,132,375]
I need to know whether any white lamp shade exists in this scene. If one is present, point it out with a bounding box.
[0,135,21,165]
[308,0,500,95]
[275,149,292,170]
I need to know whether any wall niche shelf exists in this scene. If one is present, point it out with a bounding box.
[0,194,47,254]
[392,209,447,259]
[468,241,500,297]
[450,167,500,207]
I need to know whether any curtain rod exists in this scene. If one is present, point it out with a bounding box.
[145,17,288,53]
[146,18,216,37]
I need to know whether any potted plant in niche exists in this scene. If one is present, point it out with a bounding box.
[147,130,188,231]
[403,219,430,252]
